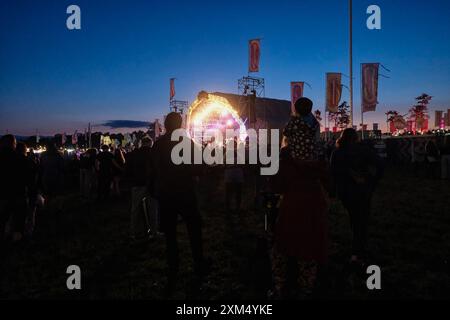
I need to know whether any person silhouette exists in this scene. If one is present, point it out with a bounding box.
[0,135,29,245]
[151,112,206,294]
[330,128,384,266]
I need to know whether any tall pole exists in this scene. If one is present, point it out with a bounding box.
[349,0,354,128]
[88,122,92,149]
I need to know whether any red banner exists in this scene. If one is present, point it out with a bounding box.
[422,119,429,132]
[170,78,175,100]
[407,120,413,132]
[72,130,78,145]
[361,63,379,113]
[389,121,396,133]
[249,39,260,72]
[290,82,304,114]
[326,73,342,113]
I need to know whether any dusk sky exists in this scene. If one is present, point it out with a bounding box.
[1,0,449,135]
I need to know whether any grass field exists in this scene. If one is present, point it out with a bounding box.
[1,164,449,300]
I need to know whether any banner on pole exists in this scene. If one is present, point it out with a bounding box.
[389,121,396,133]
[249,39,261,72]
[407,120,413,132]
[62,133,67,146]
[326,73,342,113]
[72,130,78,145]
[361,63,379,113]
[170,78,175,100]
[290,82,304,114]
[422,119,429,132]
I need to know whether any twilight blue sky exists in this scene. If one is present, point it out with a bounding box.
[1,0,449,135]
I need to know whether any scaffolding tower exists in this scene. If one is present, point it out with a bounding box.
[169,99,189,115]
[237,75,265,127]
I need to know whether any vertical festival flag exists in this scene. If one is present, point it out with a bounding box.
[62,132,67,146]
[422,119,429,132]
[249,39,261,73]
[72,130,78,145]
[290,82,304,114]
[361,63,380,113]
[326,73,342,113]
[407,120,413,132]
[170,78,175,101]
[435,111,443,127]
[389,121,396,134]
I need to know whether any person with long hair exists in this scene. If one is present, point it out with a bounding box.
[330,128,384,266]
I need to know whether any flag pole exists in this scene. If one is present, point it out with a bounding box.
[349,0,354,128]
[88,122,92,148]
[360,63,365,140]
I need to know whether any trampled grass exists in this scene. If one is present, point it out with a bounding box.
[1,164,449,299]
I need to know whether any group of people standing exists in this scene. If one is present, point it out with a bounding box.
[125,99,384,297]
[270,98,384,296]
[126,112,206,295]
[79,145,126,200]
[0,134,128,251]
[1,97,384,297]
[0,135,56,248]
[0,135,37,246]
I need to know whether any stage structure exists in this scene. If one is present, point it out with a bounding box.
[237,75,265,127]
[187,91,247,145]
[169,99,189,115]
[169,78,188,115]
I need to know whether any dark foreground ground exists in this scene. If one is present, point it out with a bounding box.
[1,164,449,300]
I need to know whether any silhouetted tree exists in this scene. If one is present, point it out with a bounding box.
[409,93,431,131]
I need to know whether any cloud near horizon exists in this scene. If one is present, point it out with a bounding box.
[100,120,150,129]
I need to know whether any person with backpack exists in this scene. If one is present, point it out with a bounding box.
[127,136,157,241]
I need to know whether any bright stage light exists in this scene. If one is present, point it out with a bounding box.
[187,93,247,144]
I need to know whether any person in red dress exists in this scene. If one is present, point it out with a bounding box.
[272,144,330,297]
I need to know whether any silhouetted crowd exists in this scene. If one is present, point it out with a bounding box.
[3,97,450,298]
